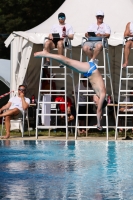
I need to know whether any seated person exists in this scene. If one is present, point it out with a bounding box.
[44,12,74,67]
[83,10,111,64]
[55,87,74,126]
[123,22,133,67]
[0,85,30,139]
[119,88,133,133]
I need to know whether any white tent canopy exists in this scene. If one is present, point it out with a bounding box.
[4,0,133,100]
[0,59,10,87]
[5,0,133,47]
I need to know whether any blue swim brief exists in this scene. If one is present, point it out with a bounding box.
[83,61,97,77]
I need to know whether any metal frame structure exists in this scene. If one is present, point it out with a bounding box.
[115,38,133,140]
[75,37,116,140]
[35,37,76,139]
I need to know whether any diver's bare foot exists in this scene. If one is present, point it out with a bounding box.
[122,62,128,68]
[34,50,48,58]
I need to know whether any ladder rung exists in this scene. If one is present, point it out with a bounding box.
[76,126,115,128]
[83,94,96,96]
[51,73,73,75]
[40,94,67,96]
[38,114,66,116]
[97,66,105,68]
[83,94,109,96]
[121,94,133,96]
[125,66,133,68]
[79,90,94,92]
[120,90,133,92]
[118,102,133,104]
[121,78,133,80]
[78,102,95,104]
[41,78,65,80]
[77,114,107,116]
[76,126,108,128]
[38,101,65,104]
[42,66,66,68]
[122,109,133,112]
[118,114,133,116]
[40,90,66,92]
[116,126,133,129]
[37,126,69,129]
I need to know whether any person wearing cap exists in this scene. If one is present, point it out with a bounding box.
[44,12,74,67]
[82,10,111,64]
[123,22,133,68]
[34,50,107,131]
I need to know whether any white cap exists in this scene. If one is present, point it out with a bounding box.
[96,10,104,16]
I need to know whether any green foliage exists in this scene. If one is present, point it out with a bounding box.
[0,0,65,58]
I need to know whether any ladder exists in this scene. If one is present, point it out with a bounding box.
[75,37,116,140]
[115,38,133,140]
[35,37,76,139]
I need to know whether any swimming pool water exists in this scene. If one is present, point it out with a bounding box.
[0,140,133,200]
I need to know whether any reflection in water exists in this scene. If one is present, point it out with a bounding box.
[106,141,117,173]
[0,141,133,199]
[101,141,118,199]
[4,140,11,147]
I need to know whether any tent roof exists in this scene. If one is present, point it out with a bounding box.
[5,0,133,46]
[0,59,10,87]
[27,0,133,34]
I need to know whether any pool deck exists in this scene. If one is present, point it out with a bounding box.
[1,136,132,141]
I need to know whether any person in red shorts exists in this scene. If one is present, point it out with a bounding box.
[55,87,74,127]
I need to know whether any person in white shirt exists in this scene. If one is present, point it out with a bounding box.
[0,85,30,139]
[44,12,74,67]
[123,22,133,68]
[82,10,111,63]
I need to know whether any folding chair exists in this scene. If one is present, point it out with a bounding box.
[0,109,30,137]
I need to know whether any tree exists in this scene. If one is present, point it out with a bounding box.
[0,0,65,59]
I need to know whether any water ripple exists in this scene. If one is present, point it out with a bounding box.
[0,140,133,199]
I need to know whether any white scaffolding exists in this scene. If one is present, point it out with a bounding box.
[115,37,133,140]
[75,37,116,140]
[35,38,76,139]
